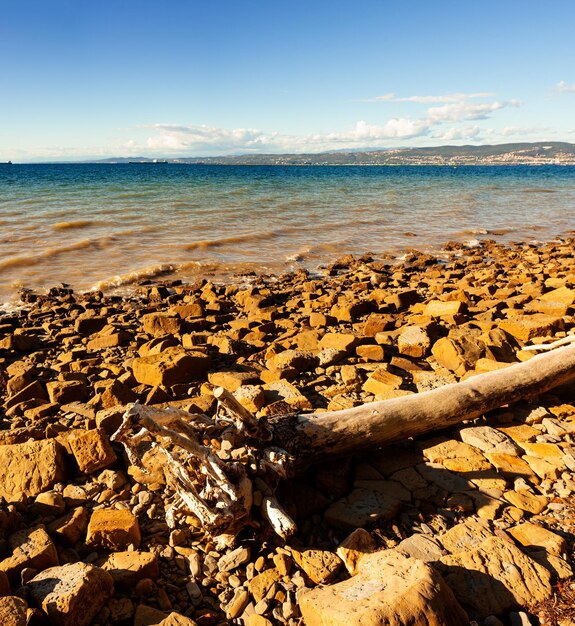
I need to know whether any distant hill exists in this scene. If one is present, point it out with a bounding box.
[94,142,575,166]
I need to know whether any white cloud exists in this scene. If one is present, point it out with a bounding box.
[138,118,433,156]
[426,100,516,123]
[1,90,524,161]
[433,125,483,142]
[556,80,575,93]
[145,124,271,152]
[370,91,495,103]
[133,91,519,157]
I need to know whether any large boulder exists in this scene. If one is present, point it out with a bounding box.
[299,549,467,626]
[0,439,66,502]
[28,562,113,626]
[440,536,552,620]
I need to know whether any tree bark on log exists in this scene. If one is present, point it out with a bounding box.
[269,343,575,468]
[112,343,575,543]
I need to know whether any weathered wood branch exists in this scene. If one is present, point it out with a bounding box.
[269,343,575,468]
[112,343,575,543]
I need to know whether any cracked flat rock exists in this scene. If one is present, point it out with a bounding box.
[299,549,468,626]
[459,426,519,455]
[440,536,552,620]
[0,439,66,502]
[324,487,402,531]
[28,562,113,626]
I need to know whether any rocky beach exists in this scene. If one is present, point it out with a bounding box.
[1,236,575,626]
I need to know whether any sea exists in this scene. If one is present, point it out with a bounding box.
[1,163,575,307]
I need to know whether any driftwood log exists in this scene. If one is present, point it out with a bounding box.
[112,342,575,546]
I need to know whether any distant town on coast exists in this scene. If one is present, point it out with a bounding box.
[90,141,575,167]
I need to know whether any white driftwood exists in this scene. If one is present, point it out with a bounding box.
[112,343,575,541]
[269,343,575,467]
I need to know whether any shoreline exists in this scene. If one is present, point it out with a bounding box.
[1,235,575,624]
[2,231,573,313]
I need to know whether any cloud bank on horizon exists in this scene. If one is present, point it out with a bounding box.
[7,88,568,161]
[141,92,521,156]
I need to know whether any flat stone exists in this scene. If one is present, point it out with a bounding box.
[291,548,342,584]
[46,380,88,404]
[318,332,359,352]
[28,562,113,626]
[421,438,489,470]
[362,367,403,396]
[441,536,552,620]
[266,349,317,372]
[353,479,411,502]
[69,428,116,474]
[497,424,540,443]
[469,471,508,492]
[499,314,563,342]
[217,546,251,572]
[437,518,493,554]
[324,488,402,531]
[263,380,312,410]
[355,344,385,361]
[0,526,58,583]
[87,332,131,350]
[485,453,536,479]
[416,462,472,493]
[0,439,66,502]
[100,550,159,587]
[207,370,258,391]
[397,534,444,562]
[459,425,519,455]
[504,489,549,514]
[523,455,564,480]
[425,300,465,317]
[299,549,468,626]
[507,522,566,555]
[131,347,209,387]
[390,466,428,491]
[86,508,141,550]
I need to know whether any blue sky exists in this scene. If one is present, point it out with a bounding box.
[1,0,574,161]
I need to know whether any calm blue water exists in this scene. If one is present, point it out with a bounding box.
[1,164,574,303]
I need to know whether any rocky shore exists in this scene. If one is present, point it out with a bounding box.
[1,236,575,626]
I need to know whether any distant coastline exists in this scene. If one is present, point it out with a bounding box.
[86,141,575,167]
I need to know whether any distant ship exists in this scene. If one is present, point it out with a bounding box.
[129,159,169,164]
[0,161,12,165]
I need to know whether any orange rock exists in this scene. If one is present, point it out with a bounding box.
[132,347,210,387]
[86,509,141,550]
[69,428,116,474]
